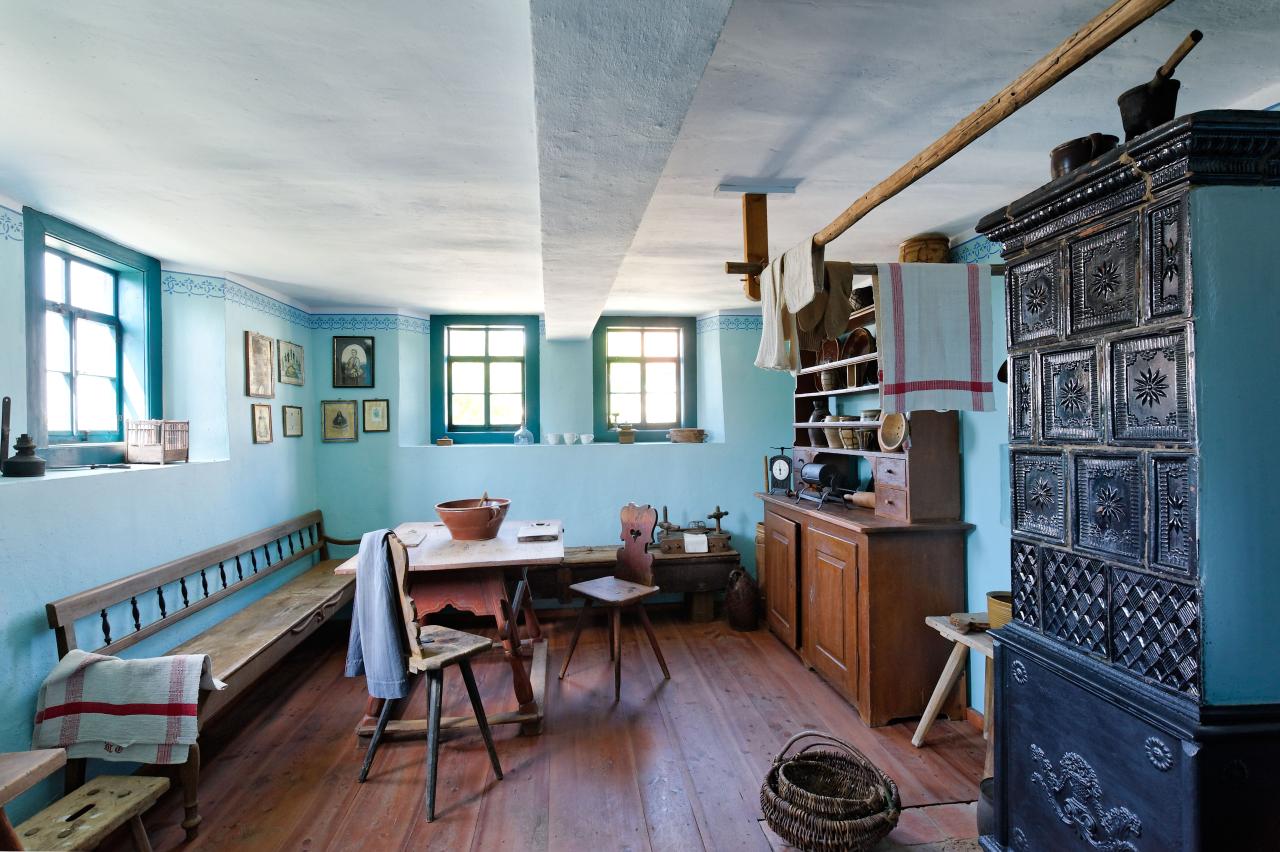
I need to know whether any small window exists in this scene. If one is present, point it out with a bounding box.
[592,317,697,441]
[23,207,162,457]
[430,316,540,443]
[43,250,123,442]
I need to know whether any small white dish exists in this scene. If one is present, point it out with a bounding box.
[563,432,579,445]
[580,434,595,444]
[545,433,562,444]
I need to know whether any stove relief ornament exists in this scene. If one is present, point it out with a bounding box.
[1014,452,1067,541]
[1152,456,1197,574]
[1075,455,1143,563]
[1147,197,1188,319]
[1112,331,1191,443]
[1011,355,1034,441]
[1042,347,1101,441]
[1070,218,1137,334]
[1010,253,1062,345]
[1030,744,1142,851]
[1144,736,1173,771]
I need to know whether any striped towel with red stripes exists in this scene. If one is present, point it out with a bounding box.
[32,649,225,764]
[873,262,996,414]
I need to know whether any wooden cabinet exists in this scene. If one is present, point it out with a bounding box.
[762,495,969,726]
[762,511,800,648]
[803,525,860,693]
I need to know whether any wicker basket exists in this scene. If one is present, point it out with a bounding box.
[761,731,901,852]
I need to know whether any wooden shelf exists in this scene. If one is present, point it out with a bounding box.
[795,384,880,400]
[791,445,900,460]
[846,305,876,331]
[793,421,882,430]
[797,352,878,376]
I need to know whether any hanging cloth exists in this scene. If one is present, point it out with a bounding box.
[755,237,823,373]
[873,263,996,413]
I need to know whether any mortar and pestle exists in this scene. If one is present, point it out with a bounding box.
[1117,29,1203,141]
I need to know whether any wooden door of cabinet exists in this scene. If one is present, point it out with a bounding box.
[803,526,860,697]
[763,511,800,648]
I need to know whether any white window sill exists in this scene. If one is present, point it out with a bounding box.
[0,457,229,486]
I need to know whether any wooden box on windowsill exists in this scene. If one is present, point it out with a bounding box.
[125,420,190,464]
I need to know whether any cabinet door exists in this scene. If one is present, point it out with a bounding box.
[804,526,859,691]
[763,511,800,648]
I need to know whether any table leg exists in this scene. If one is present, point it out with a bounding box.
[983,655,996,779]
[520,566,543,640]
[488,576,536,714]
[1,808,22,852]
[912,641,969,748]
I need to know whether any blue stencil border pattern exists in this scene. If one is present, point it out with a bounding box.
[698,314,763,334]
[162,272,429,334]
[950,235,1005,264]
[1,205,23,242]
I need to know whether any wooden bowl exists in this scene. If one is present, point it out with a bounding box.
[436,497,510,540]
[878,413,908,452]
[987,591,1013,628]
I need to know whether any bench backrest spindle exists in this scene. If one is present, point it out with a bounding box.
[45,511,329,658]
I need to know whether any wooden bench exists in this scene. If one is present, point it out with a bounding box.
[15,775,169,851]
[43,510,356,839]
[544,546,740,622]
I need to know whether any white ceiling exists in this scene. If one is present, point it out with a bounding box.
[1,1,1277,336]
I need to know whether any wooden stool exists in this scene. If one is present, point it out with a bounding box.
[912,613,996,777]
[14,775,169,851]
[358,623,503,822]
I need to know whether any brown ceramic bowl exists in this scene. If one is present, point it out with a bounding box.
[436,497,510,541]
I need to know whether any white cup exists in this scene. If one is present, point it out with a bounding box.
[545,432,561,444]
[563,432,579,445]
[580,434,595,444]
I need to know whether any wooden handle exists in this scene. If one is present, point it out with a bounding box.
[1158,29,1202,79]
[812,0,1176,248]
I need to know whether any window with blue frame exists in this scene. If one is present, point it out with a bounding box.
[592,316,697,442]
[430,315,539,443]
[24,208,163,457]
[42,250,123,442]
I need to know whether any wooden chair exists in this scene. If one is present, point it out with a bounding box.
[357,533,503,822]
[559,503,671,700]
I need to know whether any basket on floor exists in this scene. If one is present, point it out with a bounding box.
[760,730,901,852]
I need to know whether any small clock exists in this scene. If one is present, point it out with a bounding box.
[768,450,793,494]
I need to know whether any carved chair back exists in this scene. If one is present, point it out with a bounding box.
[615,503,658,587]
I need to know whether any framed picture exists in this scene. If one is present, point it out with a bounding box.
[251,403,273,444]
[364,398,390,432]
[282,405,303,437]
[333,336,375,388]
[321,400,358,442]
[278,339,305,386]
[245,331,275,398]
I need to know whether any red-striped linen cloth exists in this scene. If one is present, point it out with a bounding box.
[873,263,996,414]
[32,649,225,763]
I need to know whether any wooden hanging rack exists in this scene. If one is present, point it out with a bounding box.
[728,0,1177,300]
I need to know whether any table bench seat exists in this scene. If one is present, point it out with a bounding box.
[167,559,352,718]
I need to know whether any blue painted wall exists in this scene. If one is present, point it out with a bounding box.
[950,236,1012,713]
[1191,185,1280,705]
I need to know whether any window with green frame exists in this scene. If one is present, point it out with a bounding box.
[42,249,123,442]
[24,208,163,458]
[430,315,540,443]
[592,317,697,442]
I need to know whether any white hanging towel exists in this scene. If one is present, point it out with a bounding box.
[755,237,823,373]
[873,263,996,413]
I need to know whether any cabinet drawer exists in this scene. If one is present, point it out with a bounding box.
[875,484,908,521]
[874,457,907,487]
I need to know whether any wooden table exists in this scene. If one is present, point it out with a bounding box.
[912,613,996,777]
[0,749,66,849]
[337,520,562,738]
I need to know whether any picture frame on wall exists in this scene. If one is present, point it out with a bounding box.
[321,399,358,442]
[333,336,375,388]
[278,339,305,386]
[251,403,273,444]
[363,398,390,432]
[282,405,303,437]
[245,331,275,398]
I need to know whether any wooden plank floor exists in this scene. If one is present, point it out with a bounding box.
[112,614,984,852]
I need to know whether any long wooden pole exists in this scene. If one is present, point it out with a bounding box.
[811,0,1176,248]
